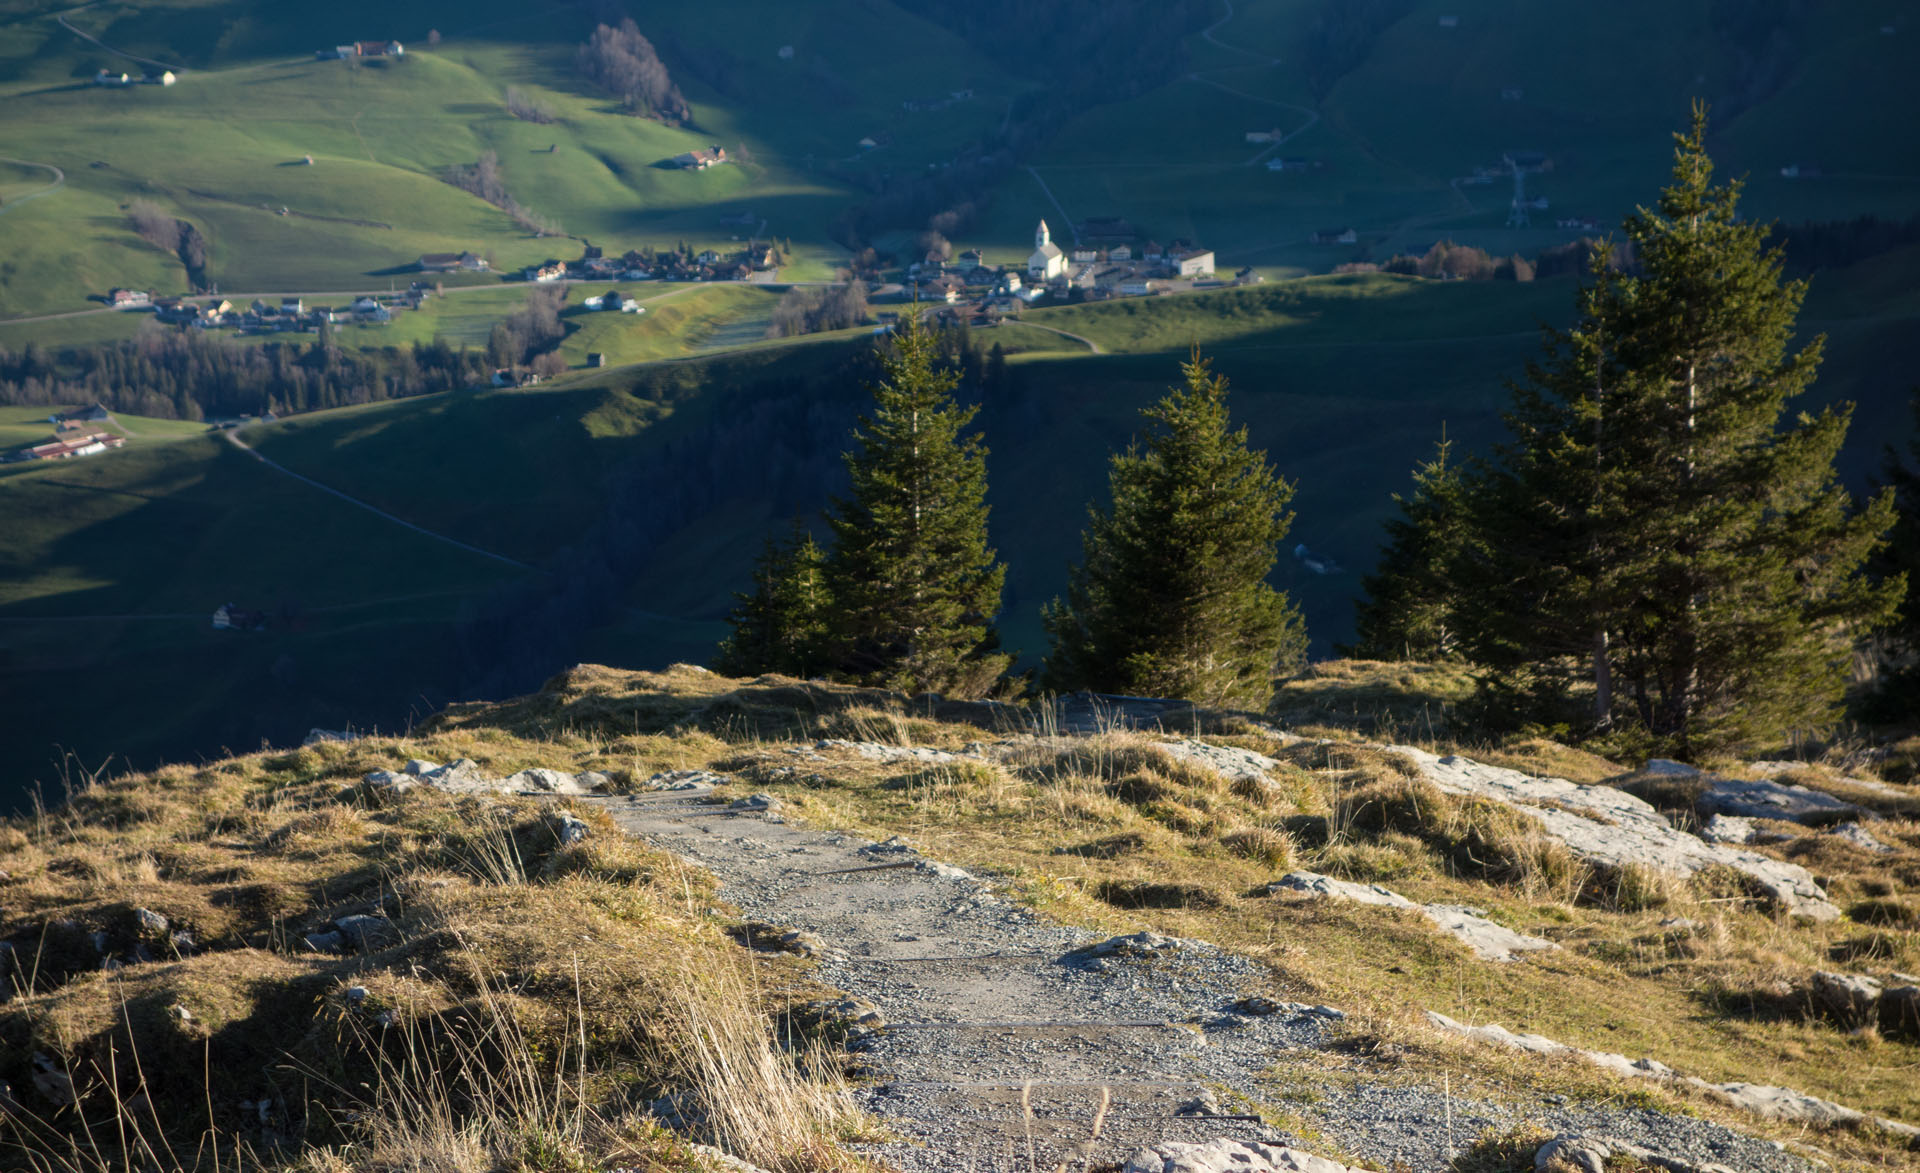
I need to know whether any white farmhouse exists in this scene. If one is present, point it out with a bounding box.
[1027,220,1066,281]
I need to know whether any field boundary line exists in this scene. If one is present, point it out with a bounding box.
[221,428,535,570]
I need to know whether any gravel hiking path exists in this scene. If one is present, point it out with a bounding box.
[592,777,1809,1172]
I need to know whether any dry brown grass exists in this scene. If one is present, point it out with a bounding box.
[10,663,1920,1171]
[0,730,862,1173]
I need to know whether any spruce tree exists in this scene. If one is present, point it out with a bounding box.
[1043,352,1305,708]
[714,524,830,678]
[824,314,1009,697]
[1869,389,1920,692]
[1464,105,1900,756]
[1352,434,1469,661]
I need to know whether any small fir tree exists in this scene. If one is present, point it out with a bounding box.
[1043,352,1305,708]
[1462,105,1899,755]
[824,314,1009,696]
[1352,434,1469,661]
[714,525,830,678]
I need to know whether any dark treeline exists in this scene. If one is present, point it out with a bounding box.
[127,199,209,290]
[453,329,1015,699]
[444,150,562,237]
[766,281,869,338]
[487,286,568,368]
[0,330,490,421]
[1343,237,1640,283]
[575,18,689,122]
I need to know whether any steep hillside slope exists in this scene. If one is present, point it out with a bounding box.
[3,664,1915,1170]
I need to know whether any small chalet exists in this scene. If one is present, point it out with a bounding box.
[52,404,112,425]
[417,251,488,272]
[1312,227,1358,245]
[108,288,151,308]
[355,41,404,57]
[671,146,728,170]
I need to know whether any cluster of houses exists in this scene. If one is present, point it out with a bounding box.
[143,292,415,332]
[904,220,1227,309]
[2,406,125,465]
[523,241,776,285]
[316,41,404,60]
[94,69,175,86]
[669,146,727,170]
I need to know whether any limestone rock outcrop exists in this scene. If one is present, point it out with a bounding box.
[1270,871,1556,962]
[1392,748,1839,919]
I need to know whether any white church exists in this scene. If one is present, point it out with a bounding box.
[1027,219,1066,281]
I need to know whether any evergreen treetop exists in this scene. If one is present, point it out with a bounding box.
[1460,105,1899,755]
[825,313,1008,697]
[1044,351,1304,708]
[714,524,830,679]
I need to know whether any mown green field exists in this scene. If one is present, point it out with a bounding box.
[0,0,1022,316]
[0,404,205,455]
[7,0,1917,324]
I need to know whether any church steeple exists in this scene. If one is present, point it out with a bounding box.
[1035,219,1050,249]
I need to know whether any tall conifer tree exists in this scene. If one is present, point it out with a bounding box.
[825,314,1009,697]
[1353,435,1468,661]
[714,525,830,678]
[1043,352,1304,708]
[1463,106,1899,755]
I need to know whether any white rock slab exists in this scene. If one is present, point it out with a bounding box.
[1123,1139,1358,1173]
[1390,747,1839,920]
[1427,1010,1919,1139]
[1272,872,1555,962]
[1158,739,1283,784]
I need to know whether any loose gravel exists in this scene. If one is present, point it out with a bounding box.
[591,783,1811,1172]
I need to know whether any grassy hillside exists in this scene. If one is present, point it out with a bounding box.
[0,431,526,807]
[0,0,1024,316]
[7,0,1918,322]
[6,665,1913,1169]
[4,258,1914,806]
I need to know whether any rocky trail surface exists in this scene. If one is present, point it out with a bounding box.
[585,778,1813,1173]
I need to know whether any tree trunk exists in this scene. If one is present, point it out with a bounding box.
[1592,628,1613,728]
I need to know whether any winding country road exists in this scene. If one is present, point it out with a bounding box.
[0,156,65,218]
[1018,321,1104,354]
[220,427,533,571]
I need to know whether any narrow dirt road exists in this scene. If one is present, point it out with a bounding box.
[596,769,1809,1172]
[1018,322,1104,354]
[0,156,65,219]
